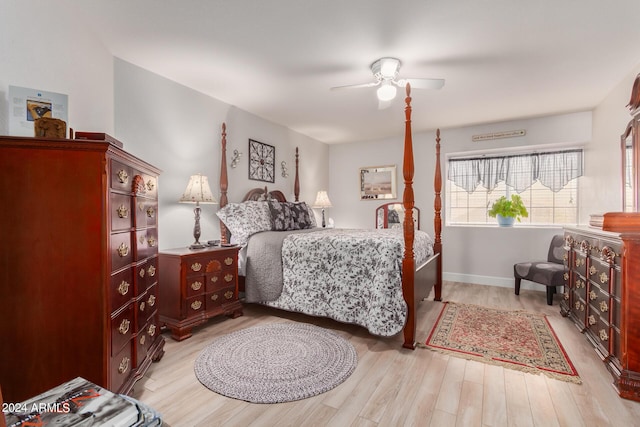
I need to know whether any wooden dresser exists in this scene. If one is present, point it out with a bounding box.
[159,245,243,341]
[563,219,640,401]
[0,136,165,402]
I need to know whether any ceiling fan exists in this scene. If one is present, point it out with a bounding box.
[331,57,445,108]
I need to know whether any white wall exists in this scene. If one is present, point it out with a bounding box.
[329,111,596,291]
[113,59,329,250]
[0,2,114,135]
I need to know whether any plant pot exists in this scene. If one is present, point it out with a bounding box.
[497,214,515,227]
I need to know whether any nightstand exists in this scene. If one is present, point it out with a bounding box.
[158,245,243,341]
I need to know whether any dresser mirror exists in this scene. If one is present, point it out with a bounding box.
[375,202,420,230]
[622,73,640,212]
[622,119,637,212]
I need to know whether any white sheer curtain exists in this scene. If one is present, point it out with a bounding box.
[448,149,583,193]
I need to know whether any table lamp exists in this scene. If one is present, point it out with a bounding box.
[179,173,217,249]
[313,190,333,228]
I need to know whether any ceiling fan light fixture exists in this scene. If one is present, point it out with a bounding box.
[379,57,400,78]
[377,80,397,101]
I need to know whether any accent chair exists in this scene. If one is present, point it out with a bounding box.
[514,234,566,305]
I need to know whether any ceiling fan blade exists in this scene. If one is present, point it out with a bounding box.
[396,78,445,90]
[330,81,380,91]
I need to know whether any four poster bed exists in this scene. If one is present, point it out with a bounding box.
[216,85,442,349]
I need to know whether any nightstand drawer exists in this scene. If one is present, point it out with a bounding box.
[206,287,236,311]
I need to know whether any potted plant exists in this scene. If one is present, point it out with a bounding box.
[488,194,529,227]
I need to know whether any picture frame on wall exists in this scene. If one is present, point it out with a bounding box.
[360,165,397,200]
[248,139,275,183]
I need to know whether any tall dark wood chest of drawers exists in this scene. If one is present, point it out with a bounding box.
[563,223,640,401]
[0,136,165,402]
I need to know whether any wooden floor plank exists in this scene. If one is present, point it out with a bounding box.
[130,281,640,426]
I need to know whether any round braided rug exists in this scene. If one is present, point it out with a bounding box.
[194,322,358,403]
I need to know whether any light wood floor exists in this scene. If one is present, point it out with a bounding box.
[132,282,640,426]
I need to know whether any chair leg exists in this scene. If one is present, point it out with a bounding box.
[546,286,555,305]
[515,278,521,295]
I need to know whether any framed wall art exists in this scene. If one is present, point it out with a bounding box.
[360,165,397,200]
[248,139,275,183]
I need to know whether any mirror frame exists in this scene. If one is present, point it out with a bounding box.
[623,73,640,212]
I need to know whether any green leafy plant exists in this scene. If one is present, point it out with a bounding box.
[488,194,529,222]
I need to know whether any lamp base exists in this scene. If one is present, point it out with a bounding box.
[189,242,206,250]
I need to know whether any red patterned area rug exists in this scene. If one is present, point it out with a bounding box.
[423,302,581,383]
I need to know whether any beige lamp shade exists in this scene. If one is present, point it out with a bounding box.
[179,173,217,204]
[312,190,333,208]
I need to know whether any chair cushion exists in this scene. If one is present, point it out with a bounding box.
[514,261,565,286]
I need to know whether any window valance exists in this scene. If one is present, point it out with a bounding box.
[448,149,583,193]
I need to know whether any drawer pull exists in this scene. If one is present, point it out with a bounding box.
[191,262,202,272]
[211,276,219,283]
[589,266,596,276]
[140,334,146,346]
[600,301,609,312]
[139,301,146,312]
[148,324,156,337]
[563,292,569,300]
[599,273,608,284]
[118,319,130,335]
[224,274,234,283]
[139,268,145,278]
[148,265,156,277]
[588,315,596,326]
[224,291,233,299]
[191,281,203,291]
[117,169,129,184]
[117,280,130,296]
[224,257,233,266]
[146,206,155,218]
[118,356,130,374]
[117,242,129,258]
[146,179,155,191]
[147,294,156,307]
[117,204,129,219]
[148,236,156,247]
[191,300,202,310]
[589,290,597,301]
[211,294,219,301]
[563,272,569,281]
[575,259,580,268]
[599,329,609,341]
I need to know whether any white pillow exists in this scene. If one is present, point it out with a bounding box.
[216,201,272,246]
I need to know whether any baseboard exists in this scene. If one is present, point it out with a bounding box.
[443,272,556,293]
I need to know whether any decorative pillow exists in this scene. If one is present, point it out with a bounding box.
[306,203,317,228]
[267,201,313,230]
[216,201,272,246]
[268,200,295,231]
[290,202,312,229]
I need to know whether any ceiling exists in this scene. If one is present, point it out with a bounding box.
[68,0,640,144]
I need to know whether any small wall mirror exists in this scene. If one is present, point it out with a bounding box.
[375,202,420,230]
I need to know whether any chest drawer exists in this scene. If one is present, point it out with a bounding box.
[110,267,134,313]
[111,304,134,356]
[110,160,134,192]
[111,232,133,271]
[111,193,133,231]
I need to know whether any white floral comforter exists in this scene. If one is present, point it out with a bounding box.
[261,228,434,336]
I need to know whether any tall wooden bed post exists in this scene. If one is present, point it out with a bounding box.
[402,84,417,349]
[219,122,229,244]
[434,129,443,301]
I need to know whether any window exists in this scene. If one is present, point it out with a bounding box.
[447,149,583,225]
